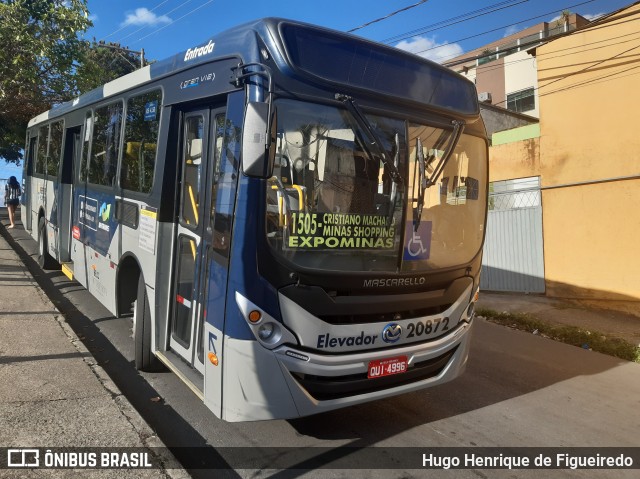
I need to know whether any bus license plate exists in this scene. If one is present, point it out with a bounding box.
[368,356,408,379]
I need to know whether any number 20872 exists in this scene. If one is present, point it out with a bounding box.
[406,317,450,338]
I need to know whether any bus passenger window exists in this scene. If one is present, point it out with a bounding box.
[47,120,64,177]
[89,101,123,187]
[121,90,162,193]
[79,112,92,183]
[36,125,48,175]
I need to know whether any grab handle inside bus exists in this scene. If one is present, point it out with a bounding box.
[242,101,277,178]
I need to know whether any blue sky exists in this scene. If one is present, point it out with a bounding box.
[0,162,22,182]
[84,0,632,63]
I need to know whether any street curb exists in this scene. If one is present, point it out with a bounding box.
[0,220,190,479]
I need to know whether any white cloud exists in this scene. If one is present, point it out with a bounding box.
[584,12,606,21]
[503,25,520,38]
[121,8,171,27]
[395,36,464,64]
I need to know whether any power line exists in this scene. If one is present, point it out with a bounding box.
[132,0,216,44]
[489,40,640,107]
[469,29,640,77]
[100,0,171,41]
[414,0,599,60]
[117,0,195,44]
[348,1,430,33]
[531,9,640,56]
[538,62,640,98]
[449,11,640,73]
[537,40,640,91]
[382,0,528,44]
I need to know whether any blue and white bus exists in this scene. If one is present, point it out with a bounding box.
[22,18,488,421]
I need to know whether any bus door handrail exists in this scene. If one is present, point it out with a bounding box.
[270,180,306,226]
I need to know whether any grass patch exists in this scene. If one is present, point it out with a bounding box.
[476,307,640,363]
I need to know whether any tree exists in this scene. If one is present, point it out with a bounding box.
[0,0,91,164]
[75,40,146,95]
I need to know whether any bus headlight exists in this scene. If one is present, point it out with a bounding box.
[258,322,276,340]
[235,292,299,349]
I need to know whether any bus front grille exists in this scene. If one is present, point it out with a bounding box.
[290,346,457,401]
[318,304,452,325]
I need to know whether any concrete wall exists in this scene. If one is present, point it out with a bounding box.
[475,57,506,108]
[493,124,540,146]
[504,50,539,117]
[489,135,540,183]
[480,103,538,138]
[535,3,640,302]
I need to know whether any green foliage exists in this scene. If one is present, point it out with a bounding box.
[0,1,148,165]
[0,0,92,164]
[75,40,145,95]
[476,308,640,363]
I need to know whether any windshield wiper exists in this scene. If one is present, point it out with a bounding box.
[413,120,465,231]
[388,133,400,220]
[416,137,426,218]
[335,93,403,187]
[424,120,465,188]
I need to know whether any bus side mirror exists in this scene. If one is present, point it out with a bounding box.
[242,102,276,178]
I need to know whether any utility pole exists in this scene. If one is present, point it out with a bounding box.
[97,41,146,68]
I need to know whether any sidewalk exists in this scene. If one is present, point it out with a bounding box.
[0,212,187,478]
[477,291,640,348]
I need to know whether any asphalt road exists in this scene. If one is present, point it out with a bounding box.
[4,218,640,479]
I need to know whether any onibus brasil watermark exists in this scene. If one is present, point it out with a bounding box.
[4,449,154,469]
[423,451,635,470]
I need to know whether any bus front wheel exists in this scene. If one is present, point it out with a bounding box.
[134,275,164,372]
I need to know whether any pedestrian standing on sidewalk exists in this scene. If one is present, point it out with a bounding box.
[4,176,21,229]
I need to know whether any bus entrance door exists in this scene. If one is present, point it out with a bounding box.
[23,136,37,232]
[169,107,225,376]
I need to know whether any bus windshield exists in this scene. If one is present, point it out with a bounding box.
[265,99,487,273]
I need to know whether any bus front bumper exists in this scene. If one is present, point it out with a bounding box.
[220,318,473,422]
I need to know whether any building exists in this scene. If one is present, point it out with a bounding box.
[446,13,590,118]
[481,1,640,313]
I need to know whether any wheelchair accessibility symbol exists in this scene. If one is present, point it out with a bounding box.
[404,222,432,261]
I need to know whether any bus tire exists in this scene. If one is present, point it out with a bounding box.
[37,217,57,270]
[134,274,164,372]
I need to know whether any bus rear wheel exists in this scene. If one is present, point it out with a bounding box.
[134,274,164,372]
[37,217,57,270]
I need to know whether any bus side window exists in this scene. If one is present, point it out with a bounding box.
[79,112,92,183]
[89,101,123,188]
[47,120,64,177]
[36,125,49,175]
[121,90,162,193]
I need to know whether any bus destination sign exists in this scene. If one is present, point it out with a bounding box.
[286,212,396,250]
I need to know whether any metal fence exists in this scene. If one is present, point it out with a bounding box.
[481,177,546,293]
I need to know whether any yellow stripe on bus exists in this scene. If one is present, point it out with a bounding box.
[140,208,157,219]
[61,263,74,281]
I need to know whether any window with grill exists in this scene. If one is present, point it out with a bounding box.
[507,88,535,113]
